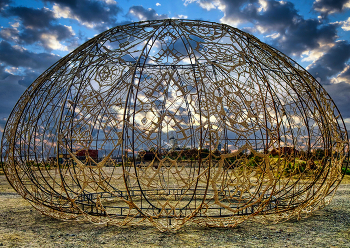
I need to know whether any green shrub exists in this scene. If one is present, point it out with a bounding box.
[247,156,262,167]
[342,167,350,175]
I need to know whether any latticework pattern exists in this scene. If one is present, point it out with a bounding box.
[1,19,349,231]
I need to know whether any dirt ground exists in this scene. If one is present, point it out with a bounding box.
[0,173,350,248]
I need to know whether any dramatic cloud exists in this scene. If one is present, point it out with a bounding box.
[0,26,19,43]
[337,65,350,83]
[324,82,350,118]
[128,6,168,21]
[4,6,56,28]
[222,0,340,56]
[0,41,61,70]
[0,0,11,10]
[183,0,350,117]
[0,41,58,128]
[42,0,122,29]
[338,16,350,31]
[313,0,350,16]
[271,20,339,57]
[186,0,340,58]
[0,65,11,80]
[251,0,300,33]
[184,0,296,29]
[309,41,350,118]
[0,6,75,50]
[0,74,28,123]
[308,41,350,84]
[18,69,41,87]
[219,0,296,29]
[0,70,39,134]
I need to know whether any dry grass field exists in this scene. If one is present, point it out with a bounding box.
[0,171,350,248]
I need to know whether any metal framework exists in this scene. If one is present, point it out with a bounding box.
[1,19,349,231]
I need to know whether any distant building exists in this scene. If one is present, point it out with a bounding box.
[217,143,222,151]
[76,149,99,161]
[271,147,298,156]
[169,136,178,149]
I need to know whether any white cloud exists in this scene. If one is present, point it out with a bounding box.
[53,3,95,28]
[0,28,19,42]
[332,65,350,84]
[64,25,76,36]
[220,16,241,27]
[302,43,334,64]
[53,4,71,19]
[265,33,280,39]
[40,33,68,51]
[183,0,221,11]
[11,22,20,28]
[12,45,26,51]
[258,0,268,12]
[129,8,146,21]
[256,25,268,33]
[219,3,243,26]
[302,50,325,63]
[104,0,117,4]
[341,17,350,31]
[156,3,161,6]
[5,67,19,74]
[174,14,188,19]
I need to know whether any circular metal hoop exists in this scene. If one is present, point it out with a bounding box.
[1,19,349,231]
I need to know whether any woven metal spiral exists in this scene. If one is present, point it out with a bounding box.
[1,19,349,231]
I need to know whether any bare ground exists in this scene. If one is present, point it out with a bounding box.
[0,173,350,247]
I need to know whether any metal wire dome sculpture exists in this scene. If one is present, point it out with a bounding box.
[1,19,349,231]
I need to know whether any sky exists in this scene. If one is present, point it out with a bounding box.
[0,0,350,134]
